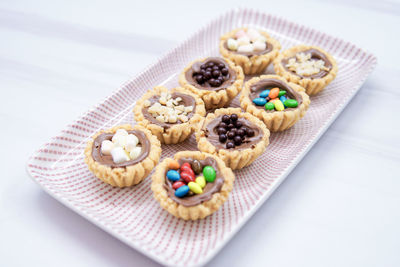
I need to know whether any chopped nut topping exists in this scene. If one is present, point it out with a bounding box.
[147,93,193,123]
[286,52,330,76]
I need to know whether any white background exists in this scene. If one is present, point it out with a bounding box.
[1,0,399,266]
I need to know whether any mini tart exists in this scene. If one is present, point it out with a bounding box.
[84,124,161,187]
[151,151,234,220]
[196,108,270,170]
[178,57,244,110]
[219,27,281,75]
[240,75,310,132]
[133,86,206,144]
[273,45,338,95]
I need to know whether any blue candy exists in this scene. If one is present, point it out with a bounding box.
[253,97,267,106]
[175,185,189,198]
[259,90,270,98]
[166,170,180,182]
[280,96,287,106]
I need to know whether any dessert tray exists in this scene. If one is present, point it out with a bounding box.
[26,8,376,267]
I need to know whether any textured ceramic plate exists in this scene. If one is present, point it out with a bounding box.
[26,8,376,267]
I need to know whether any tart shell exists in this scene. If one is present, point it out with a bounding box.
[84,124,161,187]
[196,107,270,170]
[178,57,244,110]
[133,86,206,144]
[151,151,234,220]
[240,75,310,132]
[219,27,281,75]
[273,45,338,95]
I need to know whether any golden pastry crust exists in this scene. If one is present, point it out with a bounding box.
[84,124,161,187]
[219,27,281,75]
[273,45,338,95]
[240,75,310,132]
[178,57,244,110]
[133,86,206,144]
[151,151,234,220]
[195,107,270,170]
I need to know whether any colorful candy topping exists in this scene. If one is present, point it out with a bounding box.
[144,92,193,124]
[192,61,230,87]
[285,52,330,76]
[101,129,142,164]
[226,28,268,53]
[253,88,298,111]
[166,159,217,198]
[213,113,255,149]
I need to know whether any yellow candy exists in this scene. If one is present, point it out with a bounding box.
[274,100,285,111]
[195,176,206,188]
[188,182,203,194]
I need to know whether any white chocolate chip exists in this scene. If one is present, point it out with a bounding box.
[125,134,139,152]
[100,140,114,155]
[253,41,267,51]
[237,36,250,46]
[129,146,142,160]
[184,106,193,113]
[156,115,164,123]
[179,115,188,123]
[168,115,178,123]
[238,44,254,53]
[227,38,238,50]
[111,147,129,164]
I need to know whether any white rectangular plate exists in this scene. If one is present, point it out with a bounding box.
[27,8,377,267]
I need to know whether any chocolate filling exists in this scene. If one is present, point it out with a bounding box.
[281,48,332,79]
[141,92,196,129]
[91,130,150,168]
[184,57,236,91]
[204,116,263,150]
[164,157,224,207]
[223,40,273,57]
[249,79,303,112]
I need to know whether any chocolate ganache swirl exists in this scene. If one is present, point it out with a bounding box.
[91,130,150,168]
[164,157,224,207]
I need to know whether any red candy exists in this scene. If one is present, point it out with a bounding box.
[180,172,195,183]
[180,162,195,177]
[172,181,185,189]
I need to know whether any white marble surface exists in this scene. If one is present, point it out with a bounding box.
[1,0,399,266]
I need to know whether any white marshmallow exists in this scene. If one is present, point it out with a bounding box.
[234,29,246,39]
[111,147,129,164]
[255,35,267,43]
[113,134,127,147]
[247,28,261,41]
[115,129,128,136]
[129,146,142,160]
[125,134,139,152]
[237,44,254,53]
[253,41,267,51]
[100,140,114,155]
[227,38,238,50]
[237,36,250,46]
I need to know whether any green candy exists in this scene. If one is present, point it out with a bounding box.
[278,90,286,97]
[203,166,216,183]
[284,99,299,108]
[265,102,275,110]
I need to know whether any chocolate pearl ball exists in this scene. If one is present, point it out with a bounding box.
[200,64,206,70]
[221,67,229,75]
[219,122,227,128]
[231,114,238,122]
[234,135,242,146]
[237,129,245,137]
[195,75,204,83]
[219,134,227,142]
[222,115,231,123]
[227,131,235,139]
[247,128,255,137]
[214,79,222,87]
[218,63,225,69]
[217,127,227,135]
[204,71,212,79]
[209,78,216,86]
[241,126,248,135]
[212,65,219,71]
[235,121,243,128]
[206,67,212,72]
[212,70,220,78]
[226,141,235,149]
[227,123,235,129]
[229,129,237,137]
[200,69,206,75]
[207,62,214,68]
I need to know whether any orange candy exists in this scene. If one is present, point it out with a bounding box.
[268,87,280,99]
[168,160,180,170]
[269,98,278,102]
